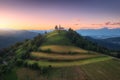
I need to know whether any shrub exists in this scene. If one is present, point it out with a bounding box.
[68,51,73,55]
[68,51,78,55]
[15,59,24,66]
[40,65,52,74]
[42,49,52,53]
[23,61,28,67]
[32,62,39,69]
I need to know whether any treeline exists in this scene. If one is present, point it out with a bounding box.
[0,34,44,60]
[0,34,45,78]
[66,28,110,54]
[16,60,52,75]
[66,28,120,58]
[109,51,120,58]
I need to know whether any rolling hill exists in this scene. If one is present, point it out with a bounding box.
[103,37,120,44]
[0,29,38,49]
[86,36,120,51]
[0,29,120,80]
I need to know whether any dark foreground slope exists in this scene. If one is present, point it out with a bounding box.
[3,59,120,80]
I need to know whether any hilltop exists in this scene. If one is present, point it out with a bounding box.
[0,29,120,80]
[42,30,72,46]
[40,29,108,53]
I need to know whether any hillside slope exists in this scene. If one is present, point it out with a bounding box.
[103,37,120,44]
[40,29,108,54]
[1,29,120,80]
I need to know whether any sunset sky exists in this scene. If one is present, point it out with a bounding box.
[0,0,120,30]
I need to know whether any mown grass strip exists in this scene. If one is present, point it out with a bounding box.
[40,45,88,53]
[26,56,112,67]
[30,52,99,61]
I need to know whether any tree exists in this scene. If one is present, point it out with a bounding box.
[32,62,39,69]
[55,25,58,30]
[44,31,47,34]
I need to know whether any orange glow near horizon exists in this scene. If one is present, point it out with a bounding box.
[0,21,120,30]
[0,13,120,30]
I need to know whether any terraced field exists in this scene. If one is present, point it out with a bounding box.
[27,45,112,67]
[40,45,90,53]
[31,52,99,61]
[27,56,112,67]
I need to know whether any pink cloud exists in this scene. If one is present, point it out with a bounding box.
[105,22,111,25]
[105,22,120,25]
[111,22,120,25]
[92,21,120,26]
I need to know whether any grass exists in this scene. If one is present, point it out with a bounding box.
[27,56,112,67]
[42,30,73,45]
[4,58,120,80]
[3,68,18,80]
[16,67,87,80]
[31,52,99,61]
[3,30,120,80]
[81,59,120,80]
[40,45,89,53]
[16,68,41,80]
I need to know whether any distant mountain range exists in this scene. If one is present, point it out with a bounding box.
[76,27,120,51]
[0,29,38,49]
[77,28,120,39]
[103,37,120,44]
[29,30,52,34]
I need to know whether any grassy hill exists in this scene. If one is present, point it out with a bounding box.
[1,29,120,80]
[42,30,73,46]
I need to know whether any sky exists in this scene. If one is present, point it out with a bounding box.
[0,0,120,30]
